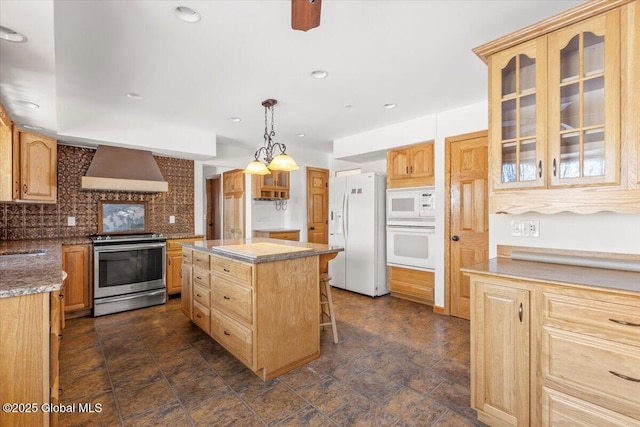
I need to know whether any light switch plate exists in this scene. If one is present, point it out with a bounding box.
[67,216,76,226]
[169,215,175,224]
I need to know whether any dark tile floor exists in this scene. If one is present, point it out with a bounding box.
[59,289,480,426]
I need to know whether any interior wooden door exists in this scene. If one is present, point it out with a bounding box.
[307,167,329,243]
[206,176,221,240]
[450,132,489,320]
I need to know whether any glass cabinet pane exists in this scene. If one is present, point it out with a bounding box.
[583,32,604,76]
[502,57,517,97]
[560,83,580,130]
[502,99,517,140]
[560,35,580,82]
[583,76,604,126]
[583,129,605,177]
[519,55,536,93]
[501,142,517,183]
[519,139,537,182]
[520,94,536,138]
[263,173,274,186]
[560,132,580,178]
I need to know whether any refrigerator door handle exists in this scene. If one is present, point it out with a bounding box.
[343,193,348,240]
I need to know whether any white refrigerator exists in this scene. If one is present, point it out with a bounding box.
[328,173,388,297]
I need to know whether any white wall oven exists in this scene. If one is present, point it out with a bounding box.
[386,186,436,271]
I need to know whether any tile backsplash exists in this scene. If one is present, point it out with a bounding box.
[0,145,195,240]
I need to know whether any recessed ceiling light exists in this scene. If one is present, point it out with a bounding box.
[384,103,397,109]
[125,93,143,100]
[310,70,328,79]
[296,133,305,137]
[22,124,43,131]
[0,25,27,43]
[14,100,39,109]
[174,6,201,23]
[229,117,242,122]
[345,104,352,109]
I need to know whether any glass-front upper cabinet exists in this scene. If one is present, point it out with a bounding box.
[489,38,547,190]
[548,10,620,187]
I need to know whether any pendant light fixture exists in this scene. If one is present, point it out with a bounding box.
[243,99,299,175]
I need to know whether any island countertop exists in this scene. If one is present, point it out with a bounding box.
[182,238,343,264]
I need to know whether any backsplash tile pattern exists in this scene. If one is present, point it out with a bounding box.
[0,145,195,241]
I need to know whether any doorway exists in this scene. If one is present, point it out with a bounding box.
[206,175,221,240]
[306,167,329,244]
[445,130,489,320]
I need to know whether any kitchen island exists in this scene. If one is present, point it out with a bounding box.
[181,238,342,380]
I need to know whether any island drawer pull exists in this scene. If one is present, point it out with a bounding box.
[609,371,640,382]
[223,296,230,300]
[58,294,64,300]
[609,318,640,327]
[223,268,230,273]
[58,334,62,340]
[224,331,231,336]
[196,293,202,298]
[196,314,202,319]
[196,276,203,280]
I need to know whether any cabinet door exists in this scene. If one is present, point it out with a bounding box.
[20,132,57,202]
[274,171,289,190]
[490,38,547,190]
[472,281,530,426]
[548,10,620,187]
[62,245,91,312]
[166,251,183,295]
[181,263,193,318]
[409,143,434,182]
[387,149,411,180]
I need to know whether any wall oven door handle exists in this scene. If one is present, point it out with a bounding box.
[94,242,166,253]
[387,225,435,232]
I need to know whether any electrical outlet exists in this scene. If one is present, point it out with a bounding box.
[527,220,540,237]
[67,216,76,227]
[510,220,522,236]
[169,215,175,224]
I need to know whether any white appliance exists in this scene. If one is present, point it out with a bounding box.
[329,173,388,297]
[386,187,436,271]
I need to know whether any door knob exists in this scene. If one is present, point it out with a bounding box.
[451,235,460,241]
[310,226,315,230]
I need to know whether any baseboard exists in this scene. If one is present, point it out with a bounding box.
[432,305,446,315]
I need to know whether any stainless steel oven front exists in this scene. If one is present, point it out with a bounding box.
[93,241,166,316]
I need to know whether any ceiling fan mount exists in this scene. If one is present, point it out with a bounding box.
[292,0,322,32]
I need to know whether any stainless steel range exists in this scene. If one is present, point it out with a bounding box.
[91,233,166,316]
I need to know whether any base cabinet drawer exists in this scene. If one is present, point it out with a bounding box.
[210,255,252,286]
[211,279,252,324]
[193,285,210,309]
[542,326,640,419]
[211,310,252,367]
[543,387,640,427]
[192,301,210,334]
[387,266,434,305]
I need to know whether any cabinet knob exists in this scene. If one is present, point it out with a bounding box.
[451,235,459,241]
[23,184,27,194]
[310,226,315,230]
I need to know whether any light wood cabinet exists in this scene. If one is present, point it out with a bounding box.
[471,278,530,427]
[223,170,244,194]
[166,238,200,295]
[183,247,319,380]
[0,290,63,427]
[0,104,57,203]
[252,230,299,241]
[252,170,289,199]
[223,170,245,239]
[180,249,193,318]
[386,141,434,188]
[387,266,434,306]
[466,258,640,426]
[476,0,640,213]
[62,244,91,316]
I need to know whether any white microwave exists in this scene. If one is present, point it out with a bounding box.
[386,187,435,220]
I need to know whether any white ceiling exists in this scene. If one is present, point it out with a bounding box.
[0,0,584,163]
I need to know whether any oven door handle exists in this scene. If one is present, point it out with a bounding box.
[387,225,435,232]
[93,242,166,252]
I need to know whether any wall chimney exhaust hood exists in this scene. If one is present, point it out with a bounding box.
[81,145,169,192]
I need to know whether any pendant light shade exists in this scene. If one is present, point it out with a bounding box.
[244,99,298,175]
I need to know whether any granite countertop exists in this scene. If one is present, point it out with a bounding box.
[0,240,66,298]
[183,238,343,264]
[462,257,640,294]
[252,228,300,233]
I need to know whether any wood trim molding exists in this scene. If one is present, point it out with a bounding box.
[432,306,446,315]
[497,245,640,261]
[473,0,633,63]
